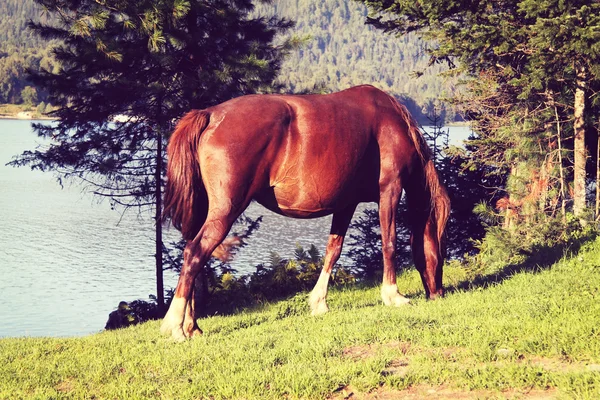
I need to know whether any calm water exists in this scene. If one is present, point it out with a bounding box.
[0,120,470,338]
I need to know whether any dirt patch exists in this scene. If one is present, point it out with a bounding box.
[338,342,588,399]
[342,341,469,363]
[55,378,75,393]
[342,341,411,360]
[525,356,600,374]
[331,385,558,400]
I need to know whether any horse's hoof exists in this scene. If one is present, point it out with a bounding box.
[190,328,203,337]
[309,293,329,316]
[387,295,411,307]
[184,323,203,338]
[381,284,411,307]
[161,319,185,339]
[171,327,188,342]
[310,301,329,316]
[428,290,444,300]
[162,319,202,341]
[160,321,173,336]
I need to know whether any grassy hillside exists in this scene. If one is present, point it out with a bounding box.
[2,238,600,399]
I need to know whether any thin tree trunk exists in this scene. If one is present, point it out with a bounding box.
[596,120,600,220]
[155,129,164,311]
[573,64,587,220]
[555,106,567,221]
[539,157,549,220]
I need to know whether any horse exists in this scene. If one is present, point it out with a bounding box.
[161,85,450,341]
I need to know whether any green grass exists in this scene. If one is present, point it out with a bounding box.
[2,238,600,399]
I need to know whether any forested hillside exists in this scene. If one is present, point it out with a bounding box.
[0,0,57,105]
[1,0,48,49]
[256,0,455,107]
[1,0,454,116]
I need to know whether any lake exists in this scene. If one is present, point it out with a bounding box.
[0,119,471,337]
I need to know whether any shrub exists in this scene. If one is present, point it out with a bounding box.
[105,244,357,330]
[461,211,597,277]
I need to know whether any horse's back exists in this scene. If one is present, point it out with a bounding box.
[198,86,418,217]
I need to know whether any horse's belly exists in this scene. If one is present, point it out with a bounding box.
[272,205,334,219]
[253,184,343,219]
[257,134,380,216]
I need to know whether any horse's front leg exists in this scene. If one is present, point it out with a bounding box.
[379,183,410,307]
[309,205,356,315]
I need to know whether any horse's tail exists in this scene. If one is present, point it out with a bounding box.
[162,109,210,240]
[387,95,451,248]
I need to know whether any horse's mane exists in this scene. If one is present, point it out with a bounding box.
[386,94,450,248]
[386,95,431,164]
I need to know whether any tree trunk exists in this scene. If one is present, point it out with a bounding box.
[555,106,567,221]
[155,130,165,311]
[573,65,587,220]
[596,120,600,220]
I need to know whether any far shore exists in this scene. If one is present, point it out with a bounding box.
[0,103,472,126]
[0,114,56,121]
[0,103,56,121]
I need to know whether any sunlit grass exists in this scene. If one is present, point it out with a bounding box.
[2,238,600,399]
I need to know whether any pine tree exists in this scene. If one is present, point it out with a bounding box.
[358,0,600,223]
[10,0,293,309]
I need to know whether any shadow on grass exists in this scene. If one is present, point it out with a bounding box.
[444,232,597,295]
[199,230,596,318]
[106,233,597,330]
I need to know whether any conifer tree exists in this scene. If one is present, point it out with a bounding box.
[358,0,600,222]
[10,0,293,308]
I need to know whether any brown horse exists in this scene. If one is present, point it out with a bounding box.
[161,85,450,341]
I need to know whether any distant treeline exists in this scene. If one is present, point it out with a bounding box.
[1,0,458,121]
[0,0,58,106]
[256,0,457,108]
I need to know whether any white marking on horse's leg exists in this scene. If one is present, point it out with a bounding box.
[309,270,331,316]
[381,283,410,307]
[308,208,355,316]
[160,296,188,341]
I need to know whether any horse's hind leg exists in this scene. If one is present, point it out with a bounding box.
[309,205,356,315]
[161,210,240,341]
[183,286,202,337]
[379,180,411,306]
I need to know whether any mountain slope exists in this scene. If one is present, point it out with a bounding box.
[2,0,455,111]
[257,0,455,105]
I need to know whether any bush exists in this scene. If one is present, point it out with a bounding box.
[105,244,358,330]
[192,244,356,316]
[104,299,162,330]
[461,212,597,277]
